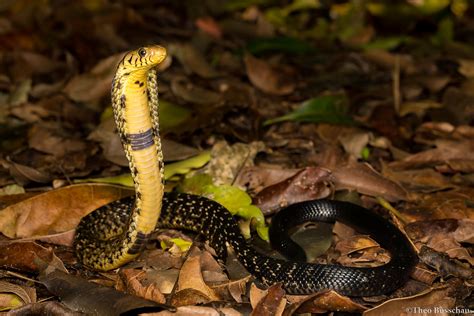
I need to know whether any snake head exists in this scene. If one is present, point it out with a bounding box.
[119,45,167,71]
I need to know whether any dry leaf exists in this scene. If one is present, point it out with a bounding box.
[244,53,295,95]
[0,241,67,273]
[363,287,455,316]
[293,290,366,314]
[250,283,286,316]
[195,17,222,39]
[0,183,133,238]
[253,167,333,214]
[171,78,221,104]
[168,43,219,78]
[63,53,124,104]
[177,255,219,301]
[119,269,166,304]
[333,161,407,202]
[28,124,87,157]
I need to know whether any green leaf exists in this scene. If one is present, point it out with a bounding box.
[177,173,213,195]
[264,94,353,126]
[164,151,211,180]
[0,184,25,196]
[159,100,191,132]
[265,0,320,28]
[224,0,274,11]
[431,17,454,46]
[362,36,406,51]
[75,151,211,187]
[160,238,192,252]
[247,37,314,56]
[75,173,134,187]
[180,175,269,241]
[361,147,370,160]
[170,238,193,252]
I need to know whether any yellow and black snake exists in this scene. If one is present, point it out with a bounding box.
[74,45,418,296]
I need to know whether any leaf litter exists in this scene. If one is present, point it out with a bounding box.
[0,0,473,314]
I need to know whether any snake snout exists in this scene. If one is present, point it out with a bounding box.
[147,45,167,66]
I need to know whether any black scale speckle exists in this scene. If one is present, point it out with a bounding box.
[75,193,418,296]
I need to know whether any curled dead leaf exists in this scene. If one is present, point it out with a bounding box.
[250,283,286,316]
[253,167,333,214]
[118,269,166,304]
[176,255,220,302]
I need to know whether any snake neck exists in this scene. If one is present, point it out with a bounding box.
[111,66,164,257]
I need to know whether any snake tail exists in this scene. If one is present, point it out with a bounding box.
[74,46,167,270]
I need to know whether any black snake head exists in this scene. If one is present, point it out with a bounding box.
[119,45,167,72]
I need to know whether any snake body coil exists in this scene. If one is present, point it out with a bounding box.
[74,45,418,296]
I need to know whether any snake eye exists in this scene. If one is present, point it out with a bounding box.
[138,48,147,57]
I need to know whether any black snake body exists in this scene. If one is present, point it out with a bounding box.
[77,192,418,296]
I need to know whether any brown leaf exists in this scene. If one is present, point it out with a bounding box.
[363,50,415,73]
[405,218,474,265]
[0,183,133,238]
[382,164,454,192]
[6,301,82,315]
[249,283,267,309]
[253,167,333,214]
[416,75,451,94]
[0,241,67,273]
[39,270,174,315]
[5,160,51,184]
[88,117,200,166]
[389,139,474,170]
[418,246,473,280]
[335,235,383,256]
[333,161,407,202]
[411,266,438,286]
[63,53,124,104]
[441,87,474,125]
[119,269,166,304]
[0,280,36,305]
[168,43,219,78]
[453,219,474,244]
[244,53,295,95]
[427,234,474,266]
[338,130,371,159]
[8,51,63,81]
[170,289,212,307]
[250,283,286,316]
[171,78,222,105]
[211,276,252,303]
[195,17,222,39]
[294,290,366,314]
[364,286,455,316]
[403,189,474,221]
[236,166,300,194]
[138,269,180,295]
[154,305,226,316]
[28,124,87,157]
[176,255,219,302]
